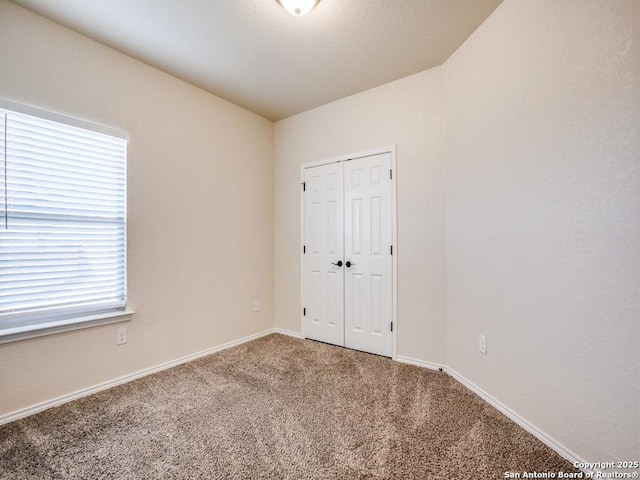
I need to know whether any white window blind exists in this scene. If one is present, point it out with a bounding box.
[0,106,127,332]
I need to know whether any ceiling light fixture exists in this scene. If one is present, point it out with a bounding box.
[276,0,320,16]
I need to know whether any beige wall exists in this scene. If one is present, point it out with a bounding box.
[443,0,638,463]
[0,1,274,417]
[274,68,448,364]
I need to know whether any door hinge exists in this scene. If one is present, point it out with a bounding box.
[302,181,306,191]
[303,307,306,316]
[390,169,392,179]
[390,245,393,255]
[390,321,393,332]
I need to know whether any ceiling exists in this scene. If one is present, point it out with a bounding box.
[11,0,503,121]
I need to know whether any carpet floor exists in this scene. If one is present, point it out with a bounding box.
[0,334,580,479]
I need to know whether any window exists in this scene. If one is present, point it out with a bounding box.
[0,101,130,343]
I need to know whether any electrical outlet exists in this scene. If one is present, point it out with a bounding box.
[116,327,127,345]
[479,335,487,355]
[253,300,260,312]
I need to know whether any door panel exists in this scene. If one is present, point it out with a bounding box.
[344,153,393,357]
[303,162,344,346]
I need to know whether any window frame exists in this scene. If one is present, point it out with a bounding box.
[0,99,133,344]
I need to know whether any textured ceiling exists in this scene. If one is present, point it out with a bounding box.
[10,0,503,121]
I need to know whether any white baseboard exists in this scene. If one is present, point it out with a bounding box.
[273,327,304,339]
[0,328,276,426]
[395,355,445,372]
[444,366,586,469]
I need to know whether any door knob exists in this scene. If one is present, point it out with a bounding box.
[331,260,343,267]
[345,261,353,268]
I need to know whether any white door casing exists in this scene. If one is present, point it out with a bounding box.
[302,149,395,357]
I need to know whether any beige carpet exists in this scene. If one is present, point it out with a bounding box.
[0,334,579,479]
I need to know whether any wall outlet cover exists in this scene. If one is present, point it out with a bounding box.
[116,328,127,345]
[479,335,487,355]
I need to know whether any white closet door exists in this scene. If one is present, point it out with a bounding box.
[303,162,345,346]
[343,153,393,357]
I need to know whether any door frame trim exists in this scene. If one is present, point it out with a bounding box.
[300,145,398,359]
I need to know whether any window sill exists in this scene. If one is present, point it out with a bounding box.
[0,310,135,345]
